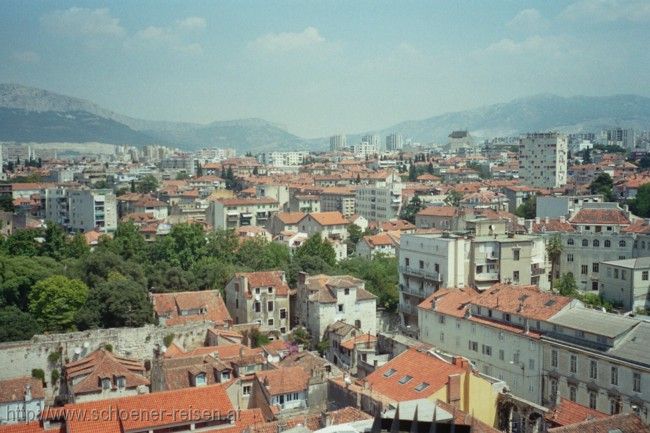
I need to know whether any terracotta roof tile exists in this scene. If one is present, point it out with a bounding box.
[236,271,289,297]
[255,367,309,396]
[417,206,457,217]
[545,398,609,427]
[570,208,631,225]
[275,212,305,225]
[548,413,650,433]
[304,211,350,226]
[151,290,232,326]
[0,377,44,404]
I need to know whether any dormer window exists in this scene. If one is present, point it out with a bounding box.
[268,287,273,294]
[116,376,126,389]
[221,371,231,381]
[399,375,413,385]
[195,373,207,387]
[101,378,111,390]
[255,287,261,294]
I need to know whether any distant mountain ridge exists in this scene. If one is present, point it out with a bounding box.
[1,83,649,151]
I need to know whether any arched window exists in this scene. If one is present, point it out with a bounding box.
[593,240,600,247]
[605,240,611,248]
[582,239,588,247]
[567,238,574,246]
[619,240,626,247]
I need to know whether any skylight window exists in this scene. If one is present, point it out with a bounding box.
[398,375,413,384]
[383,368,396,378]
[415,382,430,392]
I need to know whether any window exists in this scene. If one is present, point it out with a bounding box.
[567,238,574,246]
[399,375,413,384]
[570,354,577,373]
[195,373,207,386]
[590,360,598,379]
[440,332,444,342]
[605,240,611,248]
[438,315,445,324]
[268,319,274,326]
[280,309,287,319]
[222,371,231,381]
[344,288,350,295]
[513,249,520,261]
[593,263,599,273]
[102,378,111,390]
[482,345,492,356]
[551,350,558,368]
[611,366,618,385]
[576,330,585,338]
[610,399,620,415]
[569,386,576,402]
[513,352,520,363]
[384,368,396,378]
[234,283,240,292]
[405,258,410,267]
[643,271,649,281]
[434,263,440,272]
[585,226,591,231]
[116,376,125,388]
[614,269,619,279]
[622,270,627,281]
[504,313,511,322]
[469,341,478,352]
[593,239,600,247]
[338,304,344,312]
[567,253,574,262]
[255,287,260,294]
[280,327,286,334]
[419,260,424,269]
[513,271,519,282]
[267,301,274,312]
[499,349,504,361]
[582,239,588,247]
[550,379,558,398]
[634,372,641,392]
[589,391,597,410]
[529,359,535,370]
[581,265,588,275]
[243,385,251,395]
[456,319,461,329]
[235,299,239,309]
[415,382,430,392]
[619,240,626,247]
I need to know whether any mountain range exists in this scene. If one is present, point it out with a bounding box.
[1,83,649,152]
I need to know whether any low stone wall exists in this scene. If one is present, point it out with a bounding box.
[0,321,214,395]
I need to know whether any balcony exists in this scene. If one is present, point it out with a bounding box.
[531,266,545,276]
[399,265,442,282]
[399,283,426,298]
[475,272,499,282]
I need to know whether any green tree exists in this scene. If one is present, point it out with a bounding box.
[29,275,89,332]
[76,274,152,330]
[42,222,67,260]
[175,171,190,180]
[408,163,417,181]
[399,195,424,223]
[206,229,239,263]
[169,223,208,269]
[639,155,650,169]
[4,229,43,256]
[136,175,159,194]
[581,148,593,164]
[0,306,41,342]
[555,273,578,296]
[338,255,399,311]
[0,256,63,310]
[67,233,91,258]
[546,235,563,291]
[295,234,336,267]
[515,196,537,219]
[444,190,463,207]
[289,326,311,347]
[589,173,616,201]
[235,237,290,271]
[0,195,14,212]
[630,183,650,217]
[347,224,364,246]
[189,257,236,292]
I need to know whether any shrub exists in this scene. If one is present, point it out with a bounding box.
[104,343,113,352]
[51,369,60,385]
[47,351,61,365]
[163,334,174,347]
[32,369,45,384]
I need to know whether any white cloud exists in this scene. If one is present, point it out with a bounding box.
[12,50,40,64]
[41,7,125,37]
[177,17,206,31]
[561,0,650,22]
[484,35,565,56]
[251,27,325,52]
[130,25,203,55]
[507,9,548,32]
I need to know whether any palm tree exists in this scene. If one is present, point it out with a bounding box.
[546,235,563,292]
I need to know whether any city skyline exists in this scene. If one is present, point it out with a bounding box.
[1,1,649,138]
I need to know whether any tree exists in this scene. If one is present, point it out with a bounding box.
[347,224,364,246]
[0,256,63,310]
[42,222,67,260]
[175,171,190,180]
[408,163,417,181]
[76,274,152,330]
[29,275,89,332]
[0,195,14,212]
[252,166,259,175]
[4,229,43,256]
[639,155,650,169]
[0,306,40,342]
[581,148,593,164]
[515,196,536,219]
[630,183,650,217]
[189,257,236,292]
[555,273,578,296]
[235,237,290,271]
[136,175,159,194]
[67,233,91,258]
[206,229,239,263]
[444,190,463,207]
[427,162,434,175]
[289,326,311,347]
[546,235,563,291]
[589,173,616,202]
[338,255,399,311]
[294,234,336,267]
[169,223,208,270]
[399,196,424,224]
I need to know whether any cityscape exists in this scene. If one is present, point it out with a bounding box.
[1,2,650,433]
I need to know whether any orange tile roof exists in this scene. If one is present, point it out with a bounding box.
[364,348,466,402]
[216,197,278,206]
[235,271,289,297]
[474,284,572,321]
[417,206,457,217]
[570,208,631,225]
[363,233,397,247]
[547,413,650,433]
[0,422,45,433]
[0,377,44,404]
[275,212,305,225]
[151,290,232,326]
[340,333,377,351]
[545,398,608,427]
[531,219,575,233]
[305,211,350,226]
[379,220,415,231]
[255,367,309,396]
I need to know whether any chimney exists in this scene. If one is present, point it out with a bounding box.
[24,384,32,402]
[559,215,565,223]
[524,318,530,335]
[544,216,549,224]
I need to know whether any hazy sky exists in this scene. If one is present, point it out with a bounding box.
[1,1,649,137]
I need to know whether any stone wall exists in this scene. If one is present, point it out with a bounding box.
[0,321,213,398]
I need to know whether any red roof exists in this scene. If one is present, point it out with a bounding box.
[417,206,457,217]
[547,413,650,433]
[275,212,305,225]
[304,211,350,226]
[151,290,232,326]
[364,348,467,401]
[570,208,631,225]
[255,367,309,396]
[545,398,608,427]
[0,377,44,404]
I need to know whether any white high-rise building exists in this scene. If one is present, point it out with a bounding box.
[353,141,379,158]
[329,134,347,151]
[519,132,568,189]
[385,133,403,151]
[42,187,118,232]
[604,128,635,149]
[361,134,380,148]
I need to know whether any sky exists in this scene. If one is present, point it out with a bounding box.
[1,0,649,138]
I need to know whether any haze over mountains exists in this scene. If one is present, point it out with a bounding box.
[1,83,649,152]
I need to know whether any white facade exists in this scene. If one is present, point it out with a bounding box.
[353,141,379,158]
[42,187,117,232]
[355,182,403,222]
[519,132,568,188]
[329,135,347,151]
[257,151,308,167]
[208,198,279,230]
[599,258,650,312]
[386,133,403,151]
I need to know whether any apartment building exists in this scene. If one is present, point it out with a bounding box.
[289,193,321,213]
[355,181,402,222]
[519,132,568,188]
[207,197,279,230]
[224,271,290,335]
[294,273,377,342]
[330,134,347,151]
[385,133,403,151]
[320,187,356,216]
[536,194,604,219]
[418,284,577,405]
[257,151,308,167]
[297,211,349,240]
[42,187,117,232]
[415,206,456,230]
[599,257,650,312]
